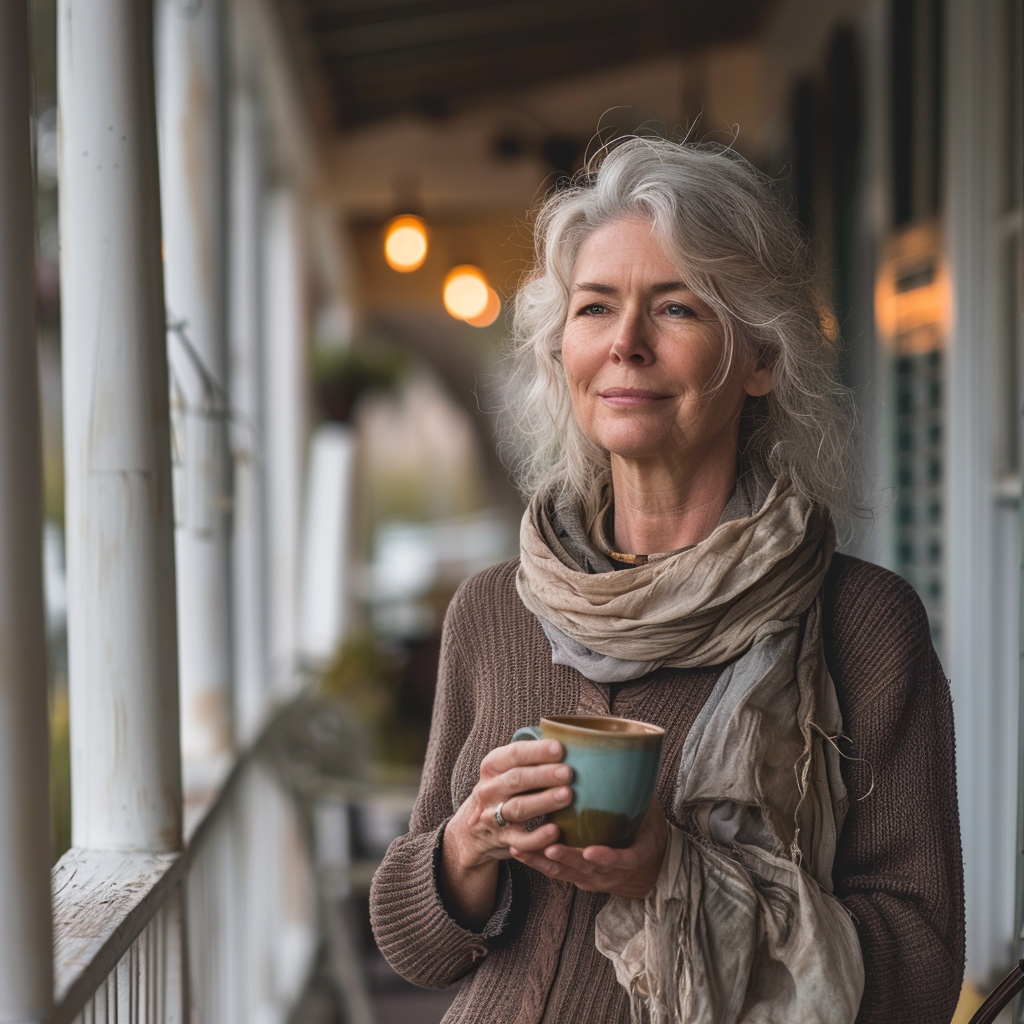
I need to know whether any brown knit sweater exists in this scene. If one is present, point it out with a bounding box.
[370,554,965,1023]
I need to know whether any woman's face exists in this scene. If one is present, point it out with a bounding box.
[561,217,772,468]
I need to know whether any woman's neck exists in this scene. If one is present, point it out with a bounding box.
[609,435,739,555]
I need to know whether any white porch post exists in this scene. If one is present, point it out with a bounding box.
[946,0,1017,981]
[299,424,356,666]
[157,0,234,762]
[228,89,268,744]
[262,190,307,694]
[59,0,183,851]
[0,2,54,1018]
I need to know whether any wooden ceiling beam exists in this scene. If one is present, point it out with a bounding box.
[304,0,659,59]
[314,14,664,70]
[286,0,772,127]
[326,35,677,123]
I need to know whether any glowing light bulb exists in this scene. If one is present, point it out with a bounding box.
[384,215,428,272]
[465,287,501,328]
[443,265,489,321]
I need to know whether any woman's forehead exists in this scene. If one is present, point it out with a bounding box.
[573,219,692,288]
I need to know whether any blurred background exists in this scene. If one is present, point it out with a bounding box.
[18,0,1023,1021]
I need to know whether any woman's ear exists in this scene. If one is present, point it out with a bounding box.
[743,366,774,397]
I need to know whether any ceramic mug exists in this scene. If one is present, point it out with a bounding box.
[511,714,664,848]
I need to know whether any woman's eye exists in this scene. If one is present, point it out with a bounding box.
[579,303,608,316]
[664,303,696,318]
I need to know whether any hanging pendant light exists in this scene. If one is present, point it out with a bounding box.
[443,265,490,321]
[384,214,428,272]
[465,287,501,327]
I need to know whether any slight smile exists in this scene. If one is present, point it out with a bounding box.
[597,388,671,407]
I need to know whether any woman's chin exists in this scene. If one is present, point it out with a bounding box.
[601,437,679,462]
[587,406,685,449]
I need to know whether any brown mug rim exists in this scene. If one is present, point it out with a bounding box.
[540,714,665,739]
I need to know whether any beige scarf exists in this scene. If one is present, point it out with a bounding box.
[516,480,864,1023]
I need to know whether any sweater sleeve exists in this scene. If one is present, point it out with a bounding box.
[827,562,965,1024]
[369,578,514,989]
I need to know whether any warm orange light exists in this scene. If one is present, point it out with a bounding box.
[465,287,501,328]
[384,214,428,272]
[443,265,489,321]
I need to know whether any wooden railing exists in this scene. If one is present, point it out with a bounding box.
[51,721,318,1024]
[44,691,421,1024]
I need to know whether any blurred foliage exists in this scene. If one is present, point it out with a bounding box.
[319,632,429,766]
[312,339,407,424]
[364,471,479,525]
[50,687,70,862]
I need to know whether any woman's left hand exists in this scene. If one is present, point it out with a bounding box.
[509,796,669,899]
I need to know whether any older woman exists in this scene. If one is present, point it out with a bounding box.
[369,139,964,1023]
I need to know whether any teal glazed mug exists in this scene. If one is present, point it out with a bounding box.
[512,715,665,849]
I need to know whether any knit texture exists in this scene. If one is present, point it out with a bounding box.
[369,554,965,1023]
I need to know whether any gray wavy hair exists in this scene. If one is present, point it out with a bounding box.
[502,136,862,527]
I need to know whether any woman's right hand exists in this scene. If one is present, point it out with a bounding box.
[439,738,573,929]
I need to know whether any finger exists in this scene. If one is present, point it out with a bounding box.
[510,849,569,880]
[480,739,563,777]
[489,762,572,802]
[512,849,604,890]
[542,844,591,870]
[499,822,560,853]
[499,785,572,824]
[474,764,570,812]
[580,845,636,867]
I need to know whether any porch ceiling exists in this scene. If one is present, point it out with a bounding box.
[288,0,774,127]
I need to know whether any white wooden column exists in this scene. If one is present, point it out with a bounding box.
[228,88,268,744]
[0,3,54,1018]
[59,0,183,852]
[299,424,356,666]
[261,190,307,696]
[157,0,234,762]
[946,0,1018,982]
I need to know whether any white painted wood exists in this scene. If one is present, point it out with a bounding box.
[58,0,183,851]
[47,722,331,1024]
[156,0,234,762]
[259,761,317,1017]
[946,0,1020,983]
[51,849,181,1021]
[159,890,188,1024]
[186,803,235,1024]
[848,0,895,570]
[261,191,308,697]
[57,878,187,1024]
[228,87,269,745]
[299,424,356,665]
[185,754,317,1024]
[0,2,54,1019]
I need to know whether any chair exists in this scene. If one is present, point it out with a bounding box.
[968,961,1024,1024]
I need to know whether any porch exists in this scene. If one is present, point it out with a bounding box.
[0,1,1021,1022]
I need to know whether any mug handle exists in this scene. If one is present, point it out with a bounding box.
[511,725,542,743]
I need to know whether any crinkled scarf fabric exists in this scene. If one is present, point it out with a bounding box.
[515,481,865,1023]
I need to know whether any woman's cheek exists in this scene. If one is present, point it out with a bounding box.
[562,363,596,433]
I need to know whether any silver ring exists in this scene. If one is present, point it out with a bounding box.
[494,802,509,828]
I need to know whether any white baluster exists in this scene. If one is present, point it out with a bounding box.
[261,191,308,697]
[228,88,269,745]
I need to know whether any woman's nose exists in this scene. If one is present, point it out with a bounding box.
[609,310,654,365]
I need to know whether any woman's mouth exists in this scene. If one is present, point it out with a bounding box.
[597,388,670,407]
